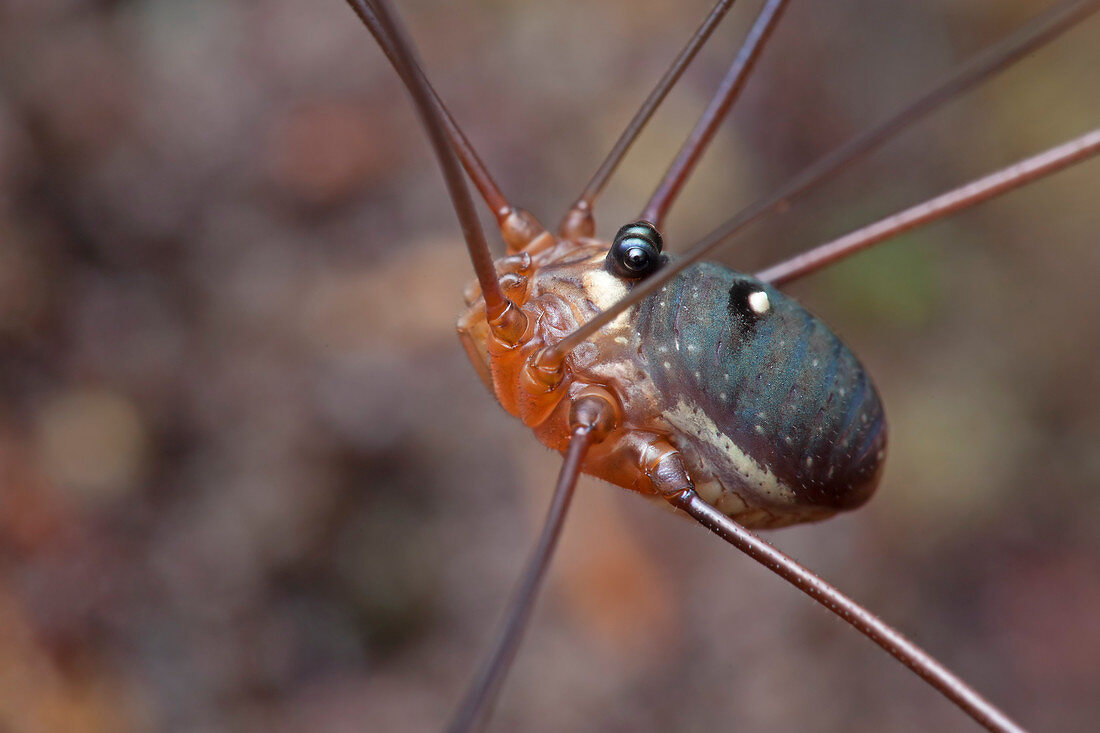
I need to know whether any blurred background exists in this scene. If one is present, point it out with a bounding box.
[1,0,1099,731]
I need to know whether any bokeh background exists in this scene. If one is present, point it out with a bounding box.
[1,1,1099,731]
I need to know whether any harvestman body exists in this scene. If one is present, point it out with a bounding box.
[347,1,1100,731]
[458,235,886,528]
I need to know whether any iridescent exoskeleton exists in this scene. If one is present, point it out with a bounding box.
[637,262,886,526]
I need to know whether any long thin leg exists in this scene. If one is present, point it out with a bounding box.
[667,489,1026,733]
[352,0,511,321]
[561,0,738,238]
[536,0,1100,366]
[756,127,1100,285]
[345,0,519,224]
[640,0,790,228]
[448,425,598,733]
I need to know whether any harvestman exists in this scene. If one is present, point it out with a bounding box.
[345,1,1100,730]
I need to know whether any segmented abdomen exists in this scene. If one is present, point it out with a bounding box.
[638,262,886,524]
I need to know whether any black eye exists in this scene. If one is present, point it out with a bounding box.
[606,221,664,279]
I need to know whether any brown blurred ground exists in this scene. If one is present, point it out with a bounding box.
[1,1,1099,731]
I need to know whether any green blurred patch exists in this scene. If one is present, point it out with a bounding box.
[813,228,945,329]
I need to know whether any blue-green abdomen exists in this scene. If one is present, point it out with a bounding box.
[637,262,886,526]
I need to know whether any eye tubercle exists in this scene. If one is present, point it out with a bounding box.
[607,220,664,279]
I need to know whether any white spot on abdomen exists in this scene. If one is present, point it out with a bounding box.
[748,290,771,315]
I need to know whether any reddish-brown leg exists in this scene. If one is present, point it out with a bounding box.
[352,0,530,340]
[543,0,1100,362]
[640,0,790,228]
[344,1,508,215]
[560,0,738,239]
[448,394,617,733]
[668,489,1026,733]
[756,127,1100,285]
